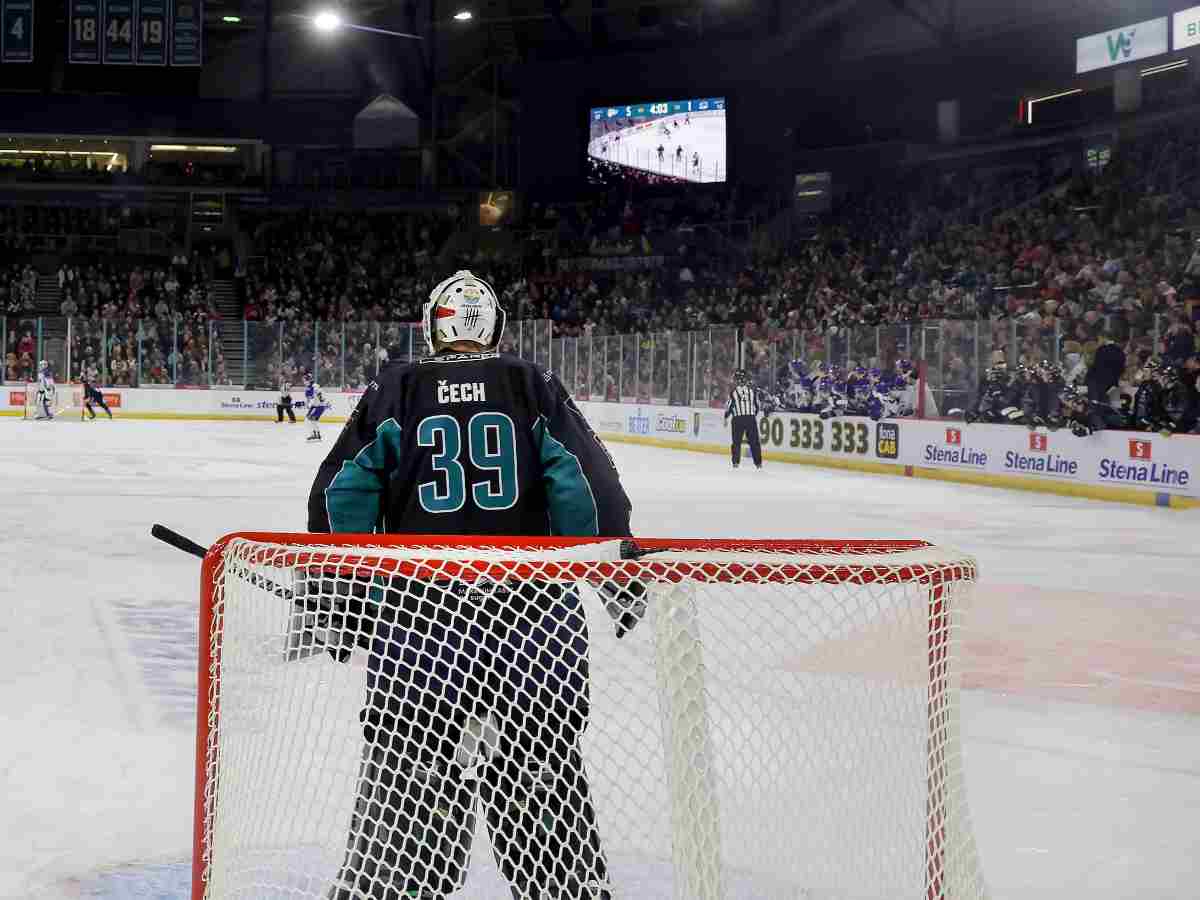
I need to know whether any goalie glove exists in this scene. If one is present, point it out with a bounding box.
[285,571,369,662]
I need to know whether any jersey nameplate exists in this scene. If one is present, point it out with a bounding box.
[437,380,487,404]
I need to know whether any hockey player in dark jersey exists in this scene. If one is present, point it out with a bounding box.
[1030,361,1066,430]
[964,362,1013,424]
[308,270,633,900]
[1130,361,1168,432]
[81,377,113,420]
[1130,360,1193,434]
[1059,384,1121,437]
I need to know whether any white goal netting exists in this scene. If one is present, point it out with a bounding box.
[195,536,987,900]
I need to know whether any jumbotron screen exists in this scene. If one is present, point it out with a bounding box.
[588,97,727,185]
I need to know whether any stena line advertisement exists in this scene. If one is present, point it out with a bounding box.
[574,401,1199,502]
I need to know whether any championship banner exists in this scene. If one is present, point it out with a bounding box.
[169,0,201,66]
[135,0,167,64]
[102,0,135,64]
[1,0,33,62]
[68,0,101,63]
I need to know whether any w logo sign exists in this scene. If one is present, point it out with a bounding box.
[1106,29,1135,62]
[1128,439,1152,460]
[945,428,962,446]
[1028,434,1048,452]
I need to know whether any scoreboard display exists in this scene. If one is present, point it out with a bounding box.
[67,0,199,65]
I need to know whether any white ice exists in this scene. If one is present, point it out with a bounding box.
[588,113,726,183]
[1,418,1198,899]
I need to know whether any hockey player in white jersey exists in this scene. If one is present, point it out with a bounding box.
[33,361,56,421]
[303,373,330,442]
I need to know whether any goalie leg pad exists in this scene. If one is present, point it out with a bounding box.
[480,745,611,900]
[330,745,478,900]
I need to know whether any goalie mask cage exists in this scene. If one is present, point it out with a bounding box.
[194,534,988,900]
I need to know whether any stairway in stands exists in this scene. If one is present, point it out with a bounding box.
[34,274,71,379]
[36,274,61,315]
[208,279,244,385]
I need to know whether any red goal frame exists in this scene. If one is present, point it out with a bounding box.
[193,534,970,900]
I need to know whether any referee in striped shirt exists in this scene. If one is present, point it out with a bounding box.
[724,369,764,469]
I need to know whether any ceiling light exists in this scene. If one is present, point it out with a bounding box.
[313,10,343,32]
[453,10,473,21]
[150,144,239,153]
[222,15,242,23]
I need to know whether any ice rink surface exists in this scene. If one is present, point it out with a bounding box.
[1,417,1198,899]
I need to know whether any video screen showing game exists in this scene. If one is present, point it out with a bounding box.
[587,96,726,185]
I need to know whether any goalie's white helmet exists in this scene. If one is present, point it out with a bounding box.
[423,270,505,354]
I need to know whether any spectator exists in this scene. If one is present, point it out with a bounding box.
[1175,351,1200,433]
[1086,332,1127,404]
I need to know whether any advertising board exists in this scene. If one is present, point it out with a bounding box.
[1076,17,1167,74]
[1173,5,1200,51]
[575,400,1198,506]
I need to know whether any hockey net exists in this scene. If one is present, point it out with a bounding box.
[195,535,987,900]
[21,381,83,420]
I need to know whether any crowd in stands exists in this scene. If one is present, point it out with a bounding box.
[2,260,40,381]
[2,261,37,315]
[4,324,38,383]
[2,113,1199,432]
[59,256,228,386]
[0,251,228,386]
[241,210,454,389]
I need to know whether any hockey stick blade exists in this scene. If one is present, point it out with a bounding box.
[151,523,209,560]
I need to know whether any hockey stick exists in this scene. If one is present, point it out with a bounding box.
[152,523,295,601]
[151,523,208,560]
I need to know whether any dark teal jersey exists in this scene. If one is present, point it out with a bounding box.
[307,351,632,538]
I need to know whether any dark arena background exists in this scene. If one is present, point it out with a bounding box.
[2,0,1200,898]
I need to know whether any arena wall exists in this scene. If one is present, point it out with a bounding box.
[577,402,1200,511]
[3,387,1196,509]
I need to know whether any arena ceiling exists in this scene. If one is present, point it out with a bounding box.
[201,0,899,70]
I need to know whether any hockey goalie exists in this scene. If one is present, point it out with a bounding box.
[32,360,57,421]
[305,270,640,900]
